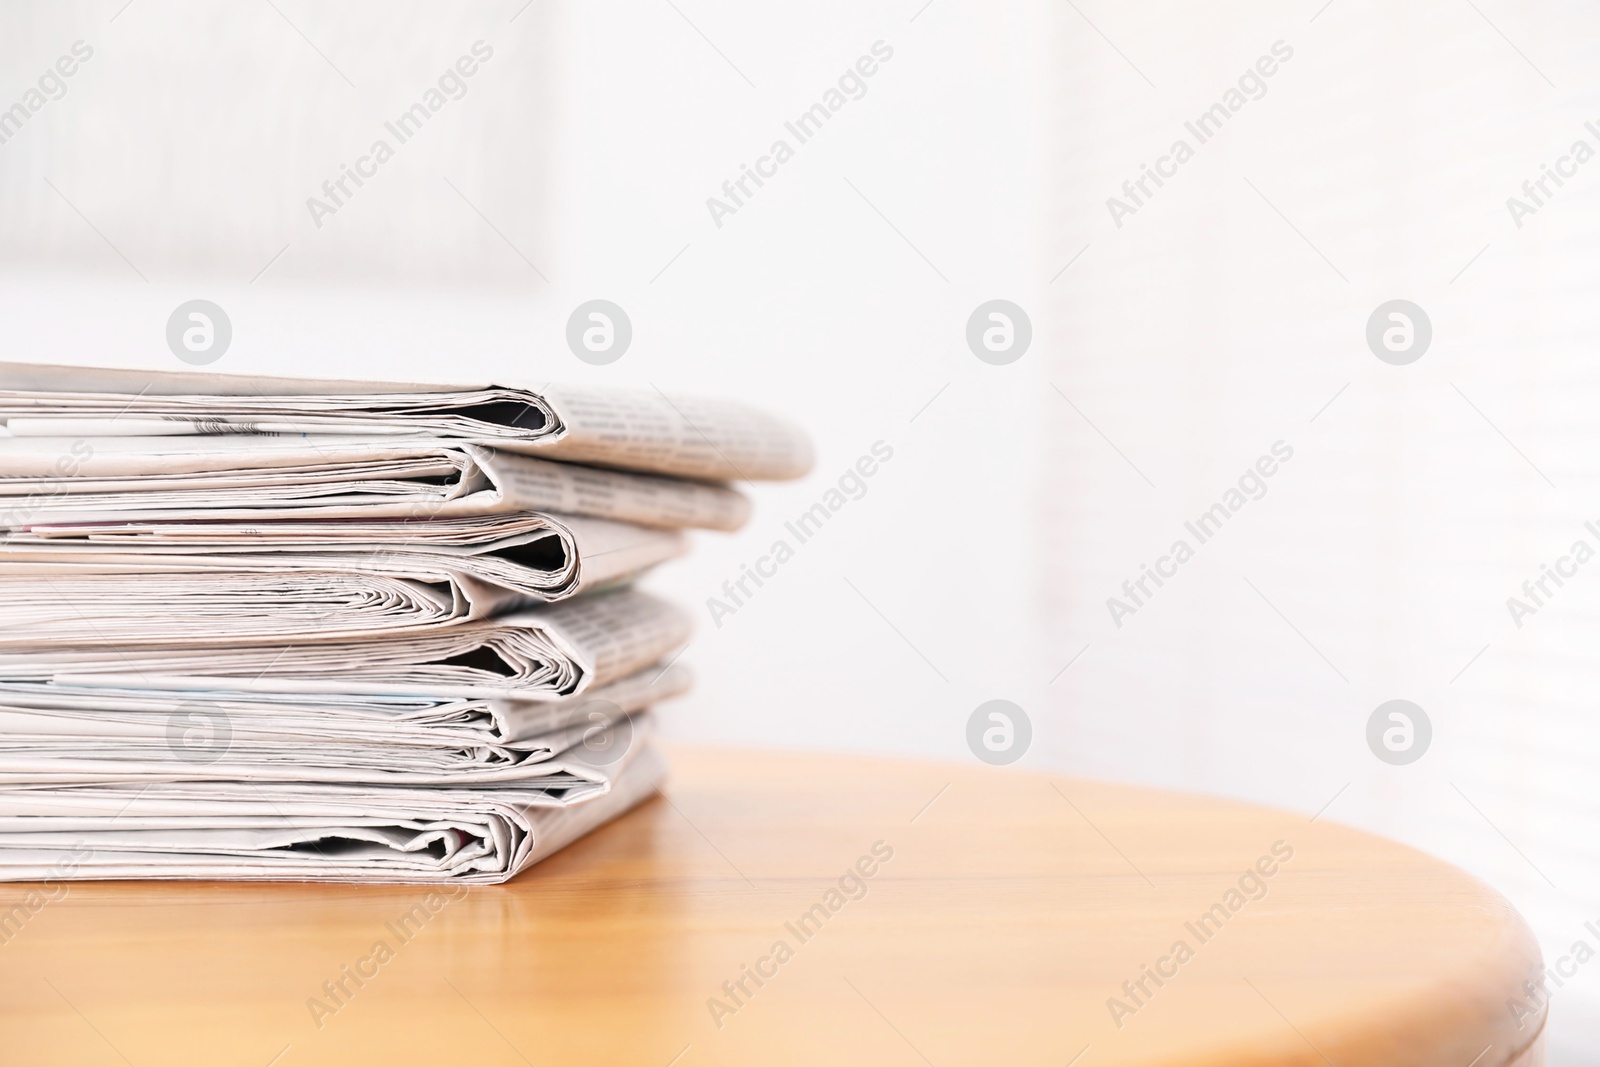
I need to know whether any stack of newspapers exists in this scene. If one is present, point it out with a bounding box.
[0,362,810,883]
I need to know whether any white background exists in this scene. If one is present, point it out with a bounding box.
[1,0,1597,1057]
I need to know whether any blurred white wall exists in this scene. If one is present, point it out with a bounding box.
[2,0,1598,1057]
[0,0,551,282]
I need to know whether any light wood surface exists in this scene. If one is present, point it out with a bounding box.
[0,745,1547,1066]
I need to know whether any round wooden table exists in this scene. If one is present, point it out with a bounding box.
[0,745,1547,1066]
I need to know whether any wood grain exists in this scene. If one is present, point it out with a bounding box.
[0,745,1547,1066]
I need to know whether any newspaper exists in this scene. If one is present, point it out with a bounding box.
[0,661,689,750]
[0,513,685,644]
[0,361,771,883]
[0,586,690,697]
[0,739,667,884]
[0,361,814,482]
[0,645,684,883]
[0,436,752,531]
[0,662,690,781]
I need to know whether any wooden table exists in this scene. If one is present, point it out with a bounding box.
[0,746,1546,1066]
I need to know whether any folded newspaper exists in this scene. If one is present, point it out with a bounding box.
[0,586,689,694]
[0,436,753,531]
[0,361,813,482]
[0,513,685,643]
[0,742,667,883]
[0,362,810,884]
[0,663,691,783]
